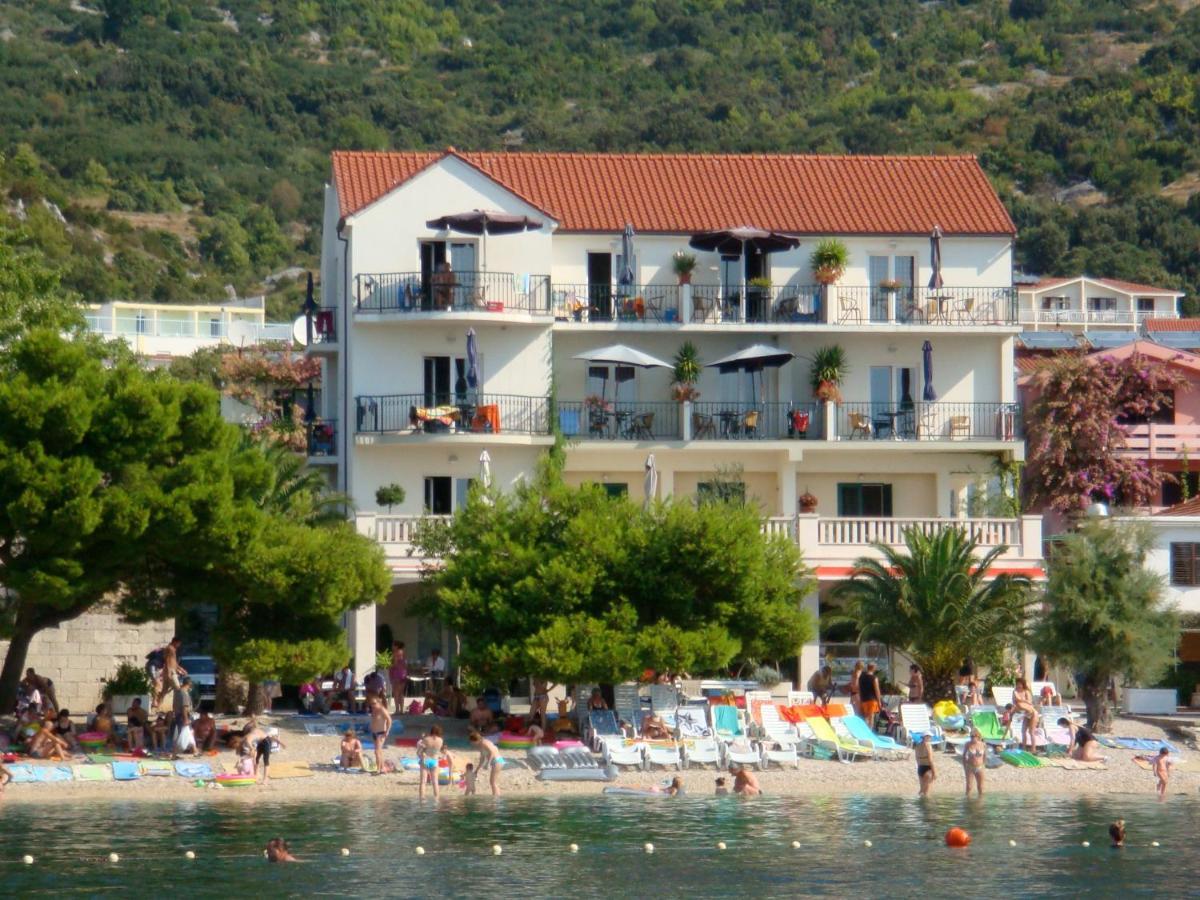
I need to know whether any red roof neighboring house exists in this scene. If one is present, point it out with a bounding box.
[1144,318,1200,332]
[330,149,1016,236]
[1154,496,1200,516]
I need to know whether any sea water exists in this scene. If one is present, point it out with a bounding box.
[1,794,1196,897]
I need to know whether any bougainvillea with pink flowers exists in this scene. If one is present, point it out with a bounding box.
[1024,353,1185,514]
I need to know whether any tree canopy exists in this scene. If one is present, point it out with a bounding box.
[831,526,1035,702]
[413,459,815,685]
[1033,518,1177,731]
[1023,353,1184,515]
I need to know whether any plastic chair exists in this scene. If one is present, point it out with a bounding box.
[848,412,872,439]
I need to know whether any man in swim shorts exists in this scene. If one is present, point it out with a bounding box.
[155,637,187,707]
[368,695,392,775]
[729,764,760,797]
[859,663,882,727]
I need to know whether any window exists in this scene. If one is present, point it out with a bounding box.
[135,312,148,334]
[424,477,452,515]
[1040,296,1069,311]
[837,483,893,516]
[1137,298,1155,313]
[697,479,746,506]
[1088,296,1117,312]
[1171,542,1200,586]
[601,483,628,499]
[209,318,221,337]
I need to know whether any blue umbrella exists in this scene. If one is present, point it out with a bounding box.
[619,223,635,293]
[466,328,479,391]
[922,340,937,401]
[928,225,944,291]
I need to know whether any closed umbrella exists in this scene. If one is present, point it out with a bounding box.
[303,271,316,345]
[922,340,937,402]
[479,449,492,490]
[928,225,944,292]
[425,210,543,270]
[619,223,635,293]
[689,227,800,321]
[643,453,658,510]
[466,328,479,392]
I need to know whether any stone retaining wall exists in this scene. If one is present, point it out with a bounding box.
[0,612,175,713]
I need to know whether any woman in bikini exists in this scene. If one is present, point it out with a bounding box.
[962,728,987,797]
[1013,678,1040,754]
[417,724,448,801]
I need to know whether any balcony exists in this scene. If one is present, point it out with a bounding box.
[360,512,1043,577]
[1121,422,1200,459]
[354,271,551,316]
[355,393,551,437]
[688,401,824,440]
[557,400,682,440]
[307,419,337,460]
[1017,307,1176,328]
[832,286,1017,326]
[552,284,683,323]
[837,402,1020,442]
[85,314,295,349]
[307,308,337,345]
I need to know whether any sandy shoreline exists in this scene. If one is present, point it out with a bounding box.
[2,712,1195,806]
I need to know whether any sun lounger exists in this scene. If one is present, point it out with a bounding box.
[675,706,712,738]
[837,713,911,758]
[614,683,644,727]
[711,704,746,740]
[969,710,1015,746]
[644,741,682,770]
[991,685,1015,707]
[682,738,722,769]
[805,714,876,761]
[1009,713,1049,748]
[898,704,945,748]
[649,684,679,713]
[112,761,141,781]
[601,739,646,769]
[786,690,815,706]
[587,710,623,751]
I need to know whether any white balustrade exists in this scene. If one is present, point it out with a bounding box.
[816,516,1020,547]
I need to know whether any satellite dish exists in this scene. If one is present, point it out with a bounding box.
[227,319,255,347]
[292,316,308,347]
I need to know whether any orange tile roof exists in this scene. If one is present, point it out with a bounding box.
[1145,318,1200,332]
[330,149,1016,236]
[1029,276,1183,295]
[1155,496,1200,516]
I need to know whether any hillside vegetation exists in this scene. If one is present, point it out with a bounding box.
[1,0,1199,316]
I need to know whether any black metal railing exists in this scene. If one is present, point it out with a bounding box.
[307,307,337,343]
[837,401,1021,441]
[689,401,823,440]
[833,286,1018,325]
[355,393,551,435]
[557,400,681,440]
[355,271,551,315]
[551,284,682,323]
[307,420,337,456]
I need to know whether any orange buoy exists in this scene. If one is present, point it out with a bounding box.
[945,827,971,848]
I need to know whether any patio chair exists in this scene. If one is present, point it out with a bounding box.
[838,293,862,323]
[805,714,877,761]
[586,710,623,752]
[692,412,716,439]
[848,412,872,439]
[897,704,945,748]
[949,415,971,439]
[614,683,644,727]
[681,737,723,769]
[954,296,976,323]
[630,412,655,440]
[741,410,759,438]
[691,291,716,322]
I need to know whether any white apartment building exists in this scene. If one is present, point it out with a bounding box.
[313,149,1044,682]
[1017,275,1183,333]
[85,298,294,363]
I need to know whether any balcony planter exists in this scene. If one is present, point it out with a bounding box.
[798,490,819,514]
[672,251,697,286]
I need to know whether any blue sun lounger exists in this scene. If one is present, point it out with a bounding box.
[840,713,910,756]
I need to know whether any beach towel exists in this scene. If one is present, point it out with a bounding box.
[1115,737,1178,753]
[303,722,341,737]
[999,749,1043,768]
[74,764,114,781]
[7,764,38,784]
[112,761,141,781]
[140,760,174,777]
[266,762,314,780]
[86,754,118,764]
[1040,757,1106,770]
[1133,755,1197,772]
[174,761,215,779]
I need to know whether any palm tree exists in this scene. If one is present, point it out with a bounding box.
[830,527,1035,703]
[250,439,351,526]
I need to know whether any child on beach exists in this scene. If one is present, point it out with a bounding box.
[126,699,147,751]
[1154,747,1171,799]
[235,746,255,777]
[915,734,936,796]
[462,763,477,795]
[417,724,448,800]
[340,729,364,769]
[468,730,503,796]
[257,728,284,785]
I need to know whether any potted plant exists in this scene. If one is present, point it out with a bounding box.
[799,490,818,513]
[878,278,901,294]
[809,344,848,403]
[375,483,406,512]
[102,661,153,715]
[672,251,697,285]
[810,238,850,285]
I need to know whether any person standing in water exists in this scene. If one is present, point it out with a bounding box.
[368,695,392,775]
[961,728,986,797]
[915,734,936,796]
[417,724,448,801]
[1109,820,1125,847]
[468,730,503,797]
[1154,747,1171,799]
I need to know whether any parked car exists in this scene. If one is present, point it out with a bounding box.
[179,655,217,706]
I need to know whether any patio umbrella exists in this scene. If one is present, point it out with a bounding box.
[643,453,658,510]
[466,328,479,391]
[705,344,795,404]
[619,223,636,295]
[922,340,937,402]
[688,227,800,321]
[573,344,672,369]
[425,210,543,270]
[928,225,944,292]
[479,449,492,490]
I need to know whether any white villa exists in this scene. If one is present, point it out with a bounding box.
[1017,275,1183,333]
[312,149,1044,682]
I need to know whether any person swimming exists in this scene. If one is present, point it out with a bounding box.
[266,838,298,863]
[1109,819,1125,848]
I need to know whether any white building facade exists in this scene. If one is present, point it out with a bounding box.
[1017,275,1183,333]
[314,149,1044,681]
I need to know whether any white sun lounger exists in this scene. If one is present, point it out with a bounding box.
[587,710,623,752]
[991,686,1015,707]
[898,704,945,748]
[649,684,679,713]
[676,706,712,739]
[682,738,722,769]
[601,739,646,769]
[644,741,682,770]
[787,690,815,706]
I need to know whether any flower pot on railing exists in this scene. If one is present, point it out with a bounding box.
[798,491,819,514]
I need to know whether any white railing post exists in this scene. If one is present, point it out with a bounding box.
[356,512,376,538]
[681,283,693,323]
[797,513,819,553]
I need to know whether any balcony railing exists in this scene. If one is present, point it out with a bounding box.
[690,401,823,440]
[86,314,294,343]
[557,400,681,440]
[355,271,551,315]
[833,286,1016,325]
[687,284,823,324]
[838,402,1020,441]
[1017,307,1177,327]
[1121,422,1200,458]
[362,512,1042,571]
[355,393,551,436]
[551,284,682,323]
[307,420,337,457]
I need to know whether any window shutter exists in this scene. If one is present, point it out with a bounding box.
[1171,543,1198,586]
